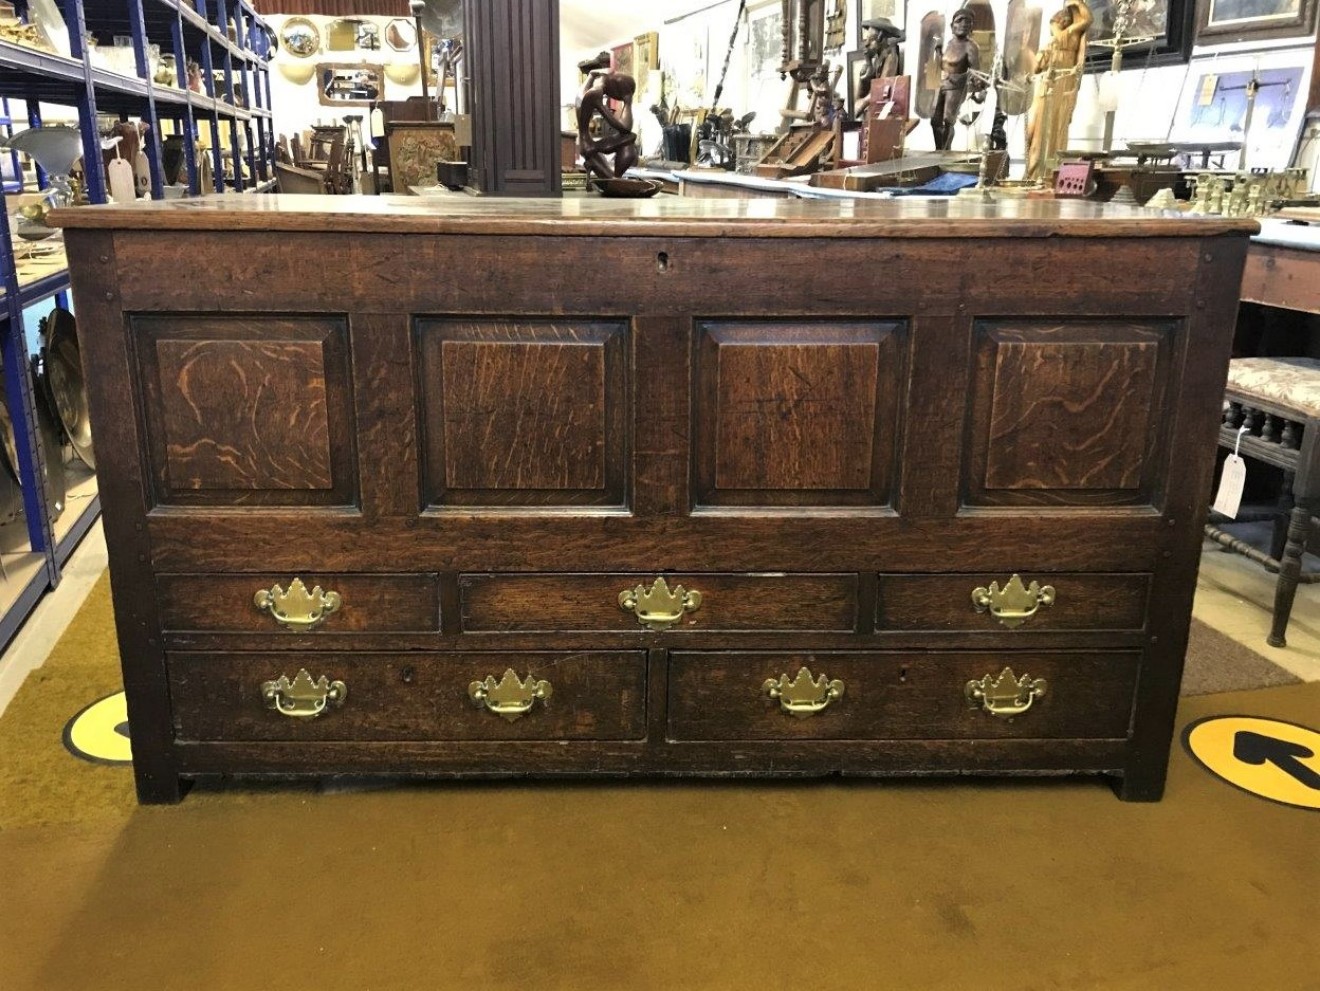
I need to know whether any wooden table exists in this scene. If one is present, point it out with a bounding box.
[1241,219,1320,315]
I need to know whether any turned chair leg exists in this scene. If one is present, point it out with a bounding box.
[1270,472,1295,562]
[1269,497,1316,648]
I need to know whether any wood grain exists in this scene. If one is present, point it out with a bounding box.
[694,322,902,506]
[965,321,1174,507]
[418,320,628,507]
[460,573,859,632]
[133,316,356,507]
[876,573,1150,631]
[168,651,648,742]
[668,651,1139,741]
[156,573,441,634]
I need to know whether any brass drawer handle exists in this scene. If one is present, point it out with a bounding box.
[763,667,845,719]
[469,668,553,722]
[971,574,1055,629]
[618,576,702,631]
[254,578,342,631]
[965,667,1047,719]
[261,668,348,719]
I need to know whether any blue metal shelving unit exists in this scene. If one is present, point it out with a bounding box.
[0,0,274,649]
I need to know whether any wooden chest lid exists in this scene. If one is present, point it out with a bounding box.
[51,193,1260,239]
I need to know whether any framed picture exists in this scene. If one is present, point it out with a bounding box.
[635,31,659,70]
[1170,48,1313,171]
[1083,0,1196,70]
[1196,0,1317,43]
[612,41,635,79]
[846,49,870,119]
[857,0,906,34]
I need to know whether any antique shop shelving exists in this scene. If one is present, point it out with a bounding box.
[0,0,274,649]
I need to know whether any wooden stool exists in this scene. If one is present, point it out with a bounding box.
[1205,356,1320,647]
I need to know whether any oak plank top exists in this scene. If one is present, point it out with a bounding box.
[51,193,1260,239]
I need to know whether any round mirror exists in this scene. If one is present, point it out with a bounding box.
[386,18,417,51]
[280,16,320,59]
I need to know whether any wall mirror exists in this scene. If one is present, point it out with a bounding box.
[385,18,417,51]
[316,63,383,106]
[279,16,319,58]
[325,18,378,51]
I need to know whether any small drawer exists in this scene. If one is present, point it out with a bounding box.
[460,573,859,633]
[167,651,647,741]
[667,651,1138,741]
[877,573,1150,633]
[157,574,441,635]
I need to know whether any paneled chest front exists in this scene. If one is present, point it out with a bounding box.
[58,196,1255,803]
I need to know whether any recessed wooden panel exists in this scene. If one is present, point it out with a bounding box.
[964,321,1176,508]
[133,316,356,507]
[694,321,904,507]
[418,320,629,508]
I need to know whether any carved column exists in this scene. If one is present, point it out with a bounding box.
[462,0,561,196]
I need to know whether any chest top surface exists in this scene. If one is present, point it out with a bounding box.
[52,193,1260,240]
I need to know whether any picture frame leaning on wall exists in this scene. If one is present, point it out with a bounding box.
[1195,0,1318,44]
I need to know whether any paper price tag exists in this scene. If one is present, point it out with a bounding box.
[1212,454,1247,519]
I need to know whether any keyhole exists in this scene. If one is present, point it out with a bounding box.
[899,666,908,683]
[401,666,415,685]
[656,251,670,272]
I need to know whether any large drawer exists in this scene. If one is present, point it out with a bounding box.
[460,573,859,633]
[877,573,1150,633]
[167,651,647,741]
[157,574,442,635]
[667,651,1139,741]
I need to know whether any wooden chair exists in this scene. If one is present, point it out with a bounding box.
[1205,356,1320,647]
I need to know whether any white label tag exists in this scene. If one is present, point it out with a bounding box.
[1212,454,1247,519]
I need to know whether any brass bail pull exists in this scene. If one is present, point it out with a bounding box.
[763,667,845,718]
[618,576,702,631]
[965,667,1047,719]
[254,578,342,631]
[262,668,348,719]
[469,669,553,722]
[971,574,1056,629]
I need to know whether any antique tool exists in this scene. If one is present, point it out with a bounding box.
[261,669,347,719]
[763,667,845,718]
[965,667,1047,718]
[469,669,552,722]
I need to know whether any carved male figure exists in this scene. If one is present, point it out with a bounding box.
[930,8,984,151]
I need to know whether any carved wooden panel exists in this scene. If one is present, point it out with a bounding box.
[418,320,629,508]
[694,321,904,507]
[964,321,1176,508]
[134,316,356,507]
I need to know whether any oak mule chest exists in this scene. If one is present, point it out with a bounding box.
[58,196,1255,803]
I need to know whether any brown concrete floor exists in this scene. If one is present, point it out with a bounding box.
[3,681,1318,991]
[1,533,1317,990]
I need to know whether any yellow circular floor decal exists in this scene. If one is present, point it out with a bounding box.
[1182,716,1320,811]
[63,691,133,765]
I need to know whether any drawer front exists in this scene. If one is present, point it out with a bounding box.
[877,574,1150,632]
[668,651,1138,741]
[460,573,859,633]
[168,651,646,741]
[157,574,441,634]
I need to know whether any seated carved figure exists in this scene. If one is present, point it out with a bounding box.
[575,70,638,180]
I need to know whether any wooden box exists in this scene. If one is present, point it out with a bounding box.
[56,196,1255,803]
